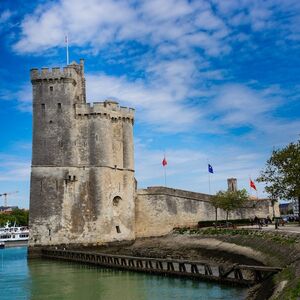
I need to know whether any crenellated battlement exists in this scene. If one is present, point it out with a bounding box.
[75,100,135,121]
[30,63,83,82]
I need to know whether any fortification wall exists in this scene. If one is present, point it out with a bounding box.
[135,187,278,238]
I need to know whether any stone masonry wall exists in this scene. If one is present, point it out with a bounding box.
[135,186,279,238]
[29,61,135,248]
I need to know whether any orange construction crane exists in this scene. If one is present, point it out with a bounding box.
[0,191,19,207]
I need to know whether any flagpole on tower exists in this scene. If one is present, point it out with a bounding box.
[162,152,167,187]
[207,161,214,195]
[164,165,167,187]
[249,175,252,197]
[65,35,69,65]
[249,177,258,198]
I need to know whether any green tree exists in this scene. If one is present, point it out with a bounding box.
[210,196,222,225]
[257,140,300,223]
[0,209,29,226]
[211,189,248,222]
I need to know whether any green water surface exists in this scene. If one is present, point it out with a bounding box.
[0,247,247,300]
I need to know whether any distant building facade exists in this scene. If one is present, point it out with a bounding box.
[0,206,18,213]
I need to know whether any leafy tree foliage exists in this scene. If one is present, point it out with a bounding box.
[211,189,248,222]
[0,209,29,226]
[257,140,300,221]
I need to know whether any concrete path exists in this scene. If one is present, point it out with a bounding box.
[240,224,300,234]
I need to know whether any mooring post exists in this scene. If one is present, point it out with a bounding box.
[179,262,186,272]
[156,261,163,270]
[167,261,175,271]
[191,264,199,274]
[204,264,213,276]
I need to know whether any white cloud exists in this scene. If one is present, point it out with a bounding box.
[0,10,12,24]
[209,84,282,131]
[0,84,32,112]
[13,0,230,56]
[16,85,32,112]
[213,84,279,126]
[195,10,225,31]
[86,70,200,131]
[0,158,30,208]
[0,154,30,182]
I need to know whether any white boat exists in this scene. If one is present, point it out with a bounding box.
[0,221,29,244]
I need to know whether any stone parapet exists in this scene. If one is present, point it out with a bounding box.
[30,65,82,82]
[137,186,212,202]
[75,100,134,121]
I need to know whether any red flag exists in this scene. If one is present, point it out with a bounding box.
[162,157,167,167]
[250,179,257,191]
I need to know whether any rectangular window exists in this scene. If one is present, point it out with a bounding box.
[41,103,45,110]
[58,103,62,109]
[116,226,121,233]
[50,86,53,92]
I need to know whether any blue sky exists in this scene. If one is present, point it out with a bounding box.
[0,0,300,208]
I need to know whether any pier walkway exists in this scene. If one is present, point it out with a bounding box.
[42,248,282,286]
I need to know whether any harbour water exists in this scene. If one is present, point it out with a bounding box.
[0,247,247,300]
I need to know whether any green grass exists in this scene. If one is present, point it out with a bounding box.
[289,280,300,299]
[273,266,300,300]
[173,227,299,244]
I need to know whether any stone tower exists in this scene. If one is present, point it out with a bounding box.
[227,178,237,192]
[29,60,135,250]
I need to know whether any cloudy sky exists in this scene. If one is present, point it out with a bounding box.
[0,0,299,208]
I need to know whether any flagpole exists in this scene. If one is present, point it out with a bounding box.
[207,160,212,194]
[249,176,252,198]
[208,172,211,194]
[66,35,69,65]
[163,150,167,187]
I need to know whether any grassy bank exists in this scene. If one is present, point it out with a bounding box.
[174,227,300,299]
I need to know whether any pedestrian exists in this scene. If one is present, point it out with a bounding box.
[275,218,279,229]
[254,216,261,229]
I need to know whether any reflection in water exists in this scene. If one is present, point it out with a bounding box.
[0,247,30,299]
[0,247,246,300]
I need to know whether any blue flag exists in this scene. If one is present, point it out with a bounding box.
[208,164,214,174]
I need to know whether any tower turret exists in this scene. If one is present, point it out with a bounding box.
[227,178,237,192]
[31,62,86,166]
